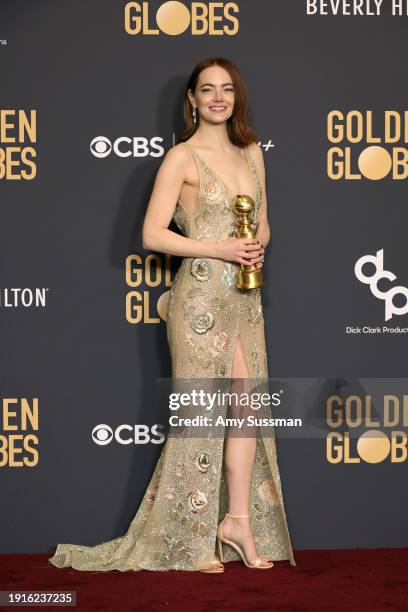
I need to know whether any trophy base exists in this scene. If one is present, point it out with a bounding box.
[237,268,266,290]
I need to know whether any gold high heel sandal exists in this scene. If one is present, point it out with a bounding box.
[199,557,225,573]
[217,513,274,569]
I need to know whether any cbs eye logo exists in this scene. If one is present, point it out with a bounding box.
[92,424,113,445]
[92,423,165,445]
[90,136,112,158]
[90,136,164,158]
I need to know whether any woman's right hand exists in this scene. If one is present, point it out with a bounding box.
[214,238,265,266]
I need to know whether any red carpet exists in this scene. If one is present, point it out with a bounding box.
[1,548,407,611]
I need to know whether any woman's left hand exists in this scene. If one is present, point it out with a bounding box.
[250,241,265,268]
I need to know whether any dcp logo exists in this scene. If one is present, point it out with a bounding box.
[354,249,408,321]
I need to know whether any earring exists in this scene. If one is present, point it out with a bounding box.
[193,107,197,124]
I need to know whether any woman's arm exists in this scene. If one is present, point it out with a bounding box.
[142,145,264,266]
[142,145,217,258]
[250,143,271,249]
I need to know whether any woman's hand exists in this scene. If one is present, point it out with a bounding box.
[215,238,265,266]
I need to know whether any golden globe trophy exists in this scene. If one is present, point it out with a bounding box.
[232,194,266,289]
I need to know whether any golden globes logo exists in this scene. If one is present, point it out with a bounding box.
[327,110,408,180]
[125,253,173,323]
[326,394,407,463]
[124,1,239,35]
[0,398,39,467]
[0,109,37,180]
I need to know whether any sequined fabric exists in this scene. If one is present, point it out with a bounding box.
[48,145,296,572]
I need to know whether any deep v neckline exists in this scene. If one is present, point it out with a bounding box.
[187,145,259,204]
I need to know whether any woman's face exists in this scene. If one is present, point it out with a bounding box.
[189,65,235,125]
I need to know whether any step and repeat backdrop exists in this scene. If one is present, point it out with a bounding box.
[1,1,407,553]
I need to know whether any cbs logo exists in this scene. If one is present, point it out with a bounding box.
[90,136,164,158]
[124,1,239,36]
[92,423,165,445]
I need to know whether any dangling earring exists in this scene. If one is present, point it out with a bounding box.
[193,107,197,124]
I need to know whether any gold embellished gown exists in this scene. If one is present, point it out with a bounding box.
[48,144,296,572]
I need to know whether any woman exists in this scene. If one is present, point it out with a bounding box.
[49,57,295,573]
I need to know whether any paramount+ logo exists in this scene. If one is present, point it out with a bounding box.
[124,1,240,36]
[326,394,408,464]
[327,110,408,180]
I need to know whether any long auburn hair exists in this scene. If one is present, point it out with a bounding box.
[179,57,258,148]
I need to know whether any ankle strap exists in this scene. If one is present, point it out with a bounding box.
[226,513,250,518]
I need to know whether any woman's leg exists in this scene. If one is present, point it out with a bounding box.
[222,335,272,567]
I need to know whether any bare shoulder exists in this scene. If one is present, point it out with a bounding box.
[153,143,192,189]
[246,141,265,178]
[162,142,192,168]
[246,141,263,164]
